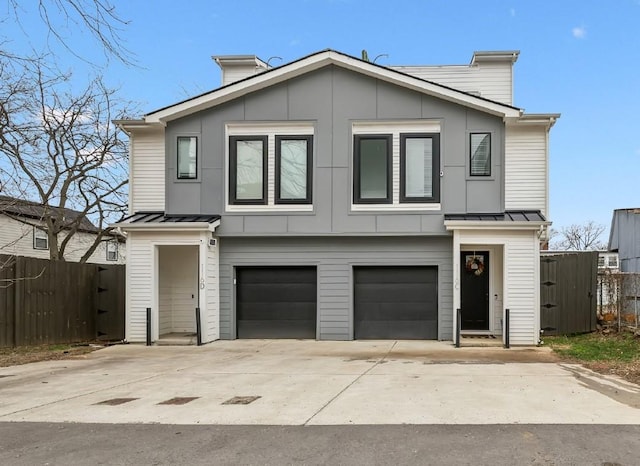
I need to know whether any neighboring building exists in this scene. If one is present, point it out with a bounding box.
[608,208,640,272]
[0,195,125,264]
[114,49,558,345]
[598,251,619,271]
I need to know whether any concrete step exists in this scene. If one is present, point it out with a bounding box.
[156,333,197,346]
[459,335,503,347]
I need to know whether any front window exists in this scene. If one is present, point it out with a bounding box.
[177,136,197,179]
[229,136,267,205]
[33,228,48,250]
[275,135,312,204]
[353,134,392,204]
[400,133,440,202]
[470,133,491,176]
[106,241,118,261]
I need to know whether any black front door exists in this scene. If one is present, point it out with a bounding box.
[460,251,490,330]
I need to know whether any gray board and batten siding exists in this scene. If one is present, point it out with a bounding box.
[164,65,506,235]
[609,209,640,273]
[219,236,453,341]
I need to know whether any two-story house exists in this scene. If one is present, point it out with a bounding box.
[0,195,125,265]
[114,49,558,346]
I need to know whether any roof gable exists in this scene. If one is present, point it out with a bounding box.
[144,49,522,124]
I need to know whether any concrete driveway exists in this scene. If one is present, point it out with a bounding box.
[0,340,638,425]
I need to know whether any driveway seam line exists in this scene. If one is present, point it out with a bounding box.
[302,341,398,426]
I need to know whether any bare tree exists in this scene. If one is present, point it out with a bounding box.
[0,60,135,262]
[550,221,607,251]
[4,0,134,66]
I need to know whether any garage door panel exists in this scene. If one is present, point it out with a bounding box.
[355,284,436,303]
[238,284,316,302]
[238,320,316,339]
[355,303,435,321]
[355,320,438,340]
[238,303,316,320]
[236,267,317,339]
[354,266,438,340]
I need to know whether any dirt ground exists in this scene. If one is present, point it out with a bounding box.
[0,344,103,368]
[577,359,640,386]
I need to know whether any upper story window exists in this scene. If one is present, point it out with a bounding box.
[400,133,440,203]
[353,135,392,204]
[226,124,314,211]
[177,136,198,179]
[106,241,118,261]
[352,121,441,210]
[470,133,491,176]
[608,256,618,268]
[33,227,48,250]
[229,136,268,205]
[275,135,313,204]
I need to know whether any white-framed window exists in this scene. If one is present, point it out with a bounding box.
[226,123,314,212]
[33,227,49,250]
[608,256,618,268]
[352,121,441,211]
[106,241,118,261]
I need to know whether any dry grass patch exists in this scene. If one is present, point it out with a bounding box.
[0,344,103,367]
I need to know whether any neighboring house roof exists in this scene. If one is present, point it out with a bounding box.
[0,195,98,232]
[121,49,524,126]
[115,211,221,232]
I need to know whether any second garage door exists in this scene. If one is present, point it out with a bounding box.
[354,266,438,340]
[236,267,317,339]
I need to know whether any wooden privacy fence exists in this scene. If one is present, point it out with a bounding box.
[0,255,124,347]
[540,251,598,336]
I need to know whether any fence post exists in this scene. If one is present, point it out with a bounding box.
[455,308,461,348]
[505,308,510,349]
[146,307,151,346]
[195,307,202,346]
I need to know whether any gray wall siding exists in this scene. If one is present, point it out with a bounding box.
[218,236,453,341]
[610,210,640,273]
[164,65,504,235]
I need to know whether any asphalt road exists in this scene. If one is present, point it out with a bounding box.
[0,423,638,465]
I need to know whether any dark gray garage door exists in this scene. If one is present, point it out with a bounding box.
[236,267,317,339]
[354,266,438,339]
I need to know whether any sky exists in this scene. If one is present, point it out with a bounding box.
[3,0,640,238]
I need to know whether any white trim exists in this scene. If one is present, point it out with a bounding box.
[351,121,442,211]
[226,204,314,213]
[351,203,441,212]
[351,120,441,134]
[145,51,522,123]
[225,123,315,212]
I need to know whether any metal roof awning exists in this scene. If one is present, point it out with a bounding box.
[444,210,549,231]
[113,211,221,232]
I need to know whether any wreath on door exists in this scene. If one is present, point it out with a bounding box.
[465,255,485,276]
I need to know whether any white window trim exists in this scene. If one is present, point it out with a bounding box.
[225,122,315,212]
[106,240,119,261]
[351,120,442,212]
[33,227,49,250]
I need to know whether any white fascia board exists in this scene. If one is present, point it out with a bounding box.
[444,220,550,231]
[113,220,220,233]
[505,113,560,129]
[113,120,165,132]
[145,51,522,123]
